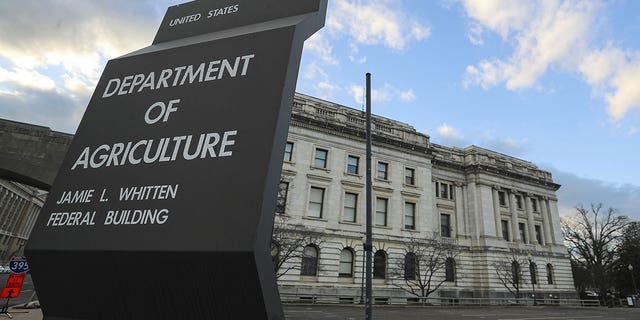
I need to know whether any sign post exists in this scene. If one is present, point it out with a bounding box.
[25,1,326,319]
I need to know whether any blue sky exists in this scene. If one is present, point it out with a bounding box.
[0,0,639,219]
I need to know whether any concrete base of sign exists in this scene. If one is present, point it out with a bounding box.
[30,250,280,319]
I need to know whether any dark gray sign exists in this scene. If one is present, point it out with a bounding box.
[25,1,326,319]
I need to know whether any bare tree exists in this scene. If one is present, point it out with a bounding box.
[492,249,529,300]
[390,238,460,305]
[562,203,629,303]
[271,214,322,279]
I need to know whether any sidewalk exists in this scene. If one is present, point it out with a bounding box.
[1,308,42,319]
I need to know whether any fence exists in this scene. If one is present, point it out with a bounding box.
[279,292,602,307]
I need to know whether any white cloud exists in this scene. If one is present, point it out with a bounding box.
[461,0,533,40]
[348,85,365,105]
[0,67,56,91]
[302,62,340,100]
[461,0,640,121]
[0,0,175,132]
[400,89,416,102]
[579,46,640,121]
[605,62,640,121]
[463,0,598,90]
[304,33,339,66]
[434,123,466,147]
[437,124,461,139]
[348,83,393,105]
[328,0,430,51]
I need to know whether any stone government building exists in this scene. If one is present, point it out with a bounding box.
[275,93,575,302]
[0,179,45,261]
[0,92,576,301]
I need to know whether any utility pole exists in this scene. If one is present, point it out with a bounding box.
[365,72,373,320]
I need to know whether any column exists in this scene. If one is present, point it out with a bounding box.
[461,184,470,237]
[548,198,563,244]
[509,191,519,242]
[492,187,502,238]
[455,184,465,238]
[540,197,552,245]
[525,195,535,245]
[468,182,480,240]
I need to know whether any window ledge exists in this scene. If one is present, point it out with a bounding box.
[374,225,392,230]
[310,166,331,173]
[339,221,361,226]
[303,216,328,222]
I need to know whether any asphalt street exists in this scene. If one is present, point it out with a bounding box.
[3,301,639,319]
[284,305,640,320]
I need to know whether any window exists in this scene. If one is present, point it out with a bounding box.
[373,250,386,279]
[512,261,520,285]
[518,223,527,243]
[405,168,415,185]
[343,192,357,222]
[308,187,324,218]
[529,262,538,285]
[501,220,510,241]
[276,181,289,214]
[535,225,542,245]
[314,148,328,168]
[270,241,280,272]
[301,245,318,276]
[531,198,538,212]
[515,195,523,210]
[404,253,416,280]
[404,202,416,230]
[546,264,554,284]
[498,191,507,206]
[445,258,456,282]
[377,162,388,180]
[375,198,388,226]
[339,248,354,277]
[435,181,455,200]
[347,155,359,174]
[284,142,293,161]
[440,214,451,237]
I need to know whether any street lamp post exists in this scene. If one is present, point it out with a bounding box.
[528,254,537,306]
[629,264,638,295]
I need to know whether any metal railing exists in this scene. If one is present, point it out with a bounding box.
[279,292,602,307]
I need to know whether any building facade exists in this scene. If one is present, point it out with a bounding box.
[274,93,575,303]
[0,178,45,262]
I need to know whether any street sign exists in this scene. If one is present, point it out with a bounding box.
[8,257,29,274]
[0,273,25,299]
[25,1,327,319]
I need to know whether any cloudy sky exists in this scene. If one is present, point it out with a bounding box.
[1,0,639,220]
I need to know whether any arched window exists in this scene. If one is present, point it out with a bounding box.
[512,261,520,285]
[445,258,456,282]
[301,245,318,276]
[530,262,538,285]
[546,264,554,285]
[373,250,386,279]
[404,253,416,280]
[339,248,354,277]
